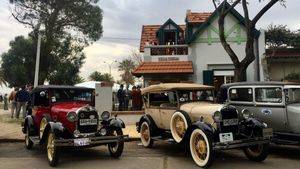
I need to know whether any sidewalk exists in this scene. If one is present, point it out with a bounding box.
[0,109,140,143]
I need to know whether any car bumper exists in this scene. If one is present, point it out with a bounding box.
[54,135,129,147]
[213,137,270,150]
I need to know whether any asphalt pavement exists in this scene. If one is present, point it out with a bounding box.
[1,141,300,169]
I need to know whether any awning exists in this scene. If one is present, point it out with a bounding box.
[132,61,194,76]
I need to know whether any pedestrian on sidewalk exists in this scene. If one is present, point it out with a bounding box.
[124,85,131,111]
[131,86,138,110]
[9,87,18,118]
[136,86,143,110]
[117,84,125,111]
[3,94,8,110]
[15,86,30,119]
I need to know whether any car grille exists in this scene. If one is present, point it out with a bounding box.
[77,109,98,133]
[220,106,239,134]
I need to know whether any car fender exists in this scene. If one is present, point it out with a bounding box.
[23,115,35,134]
[184,121,215,142]
[137,114,158,133]
[109,118,125,129]
[40,122,64,144]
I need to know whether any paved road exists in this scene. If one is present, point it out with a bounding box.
[1,141,300,169]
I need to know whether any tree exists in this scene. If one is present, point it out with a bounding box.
[118,58,136,86]
[89,71,115,83]
[212,0,284,82]
[0,67,7,87]
[266,24,294,48]
[1,35,86,87]
[9,0,103,84]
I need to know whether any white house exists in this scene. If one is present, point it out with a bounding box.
[133,2,265,90]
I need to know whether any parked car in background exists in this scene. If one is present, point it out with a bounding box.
[136,83,272,168]
[220,82,300,145]
[22,85,128,167]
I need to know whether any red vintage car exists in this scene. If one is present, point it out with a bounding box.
[22,85,128,167]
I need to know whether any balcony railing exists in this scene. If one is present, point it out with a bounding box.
[145,45,188,56]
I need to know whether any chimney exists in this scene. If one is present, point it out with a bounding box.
[186,9,191,15]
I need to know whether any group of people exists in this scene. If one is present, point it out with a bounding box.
[117,84,143,111]
[8,84,32,119]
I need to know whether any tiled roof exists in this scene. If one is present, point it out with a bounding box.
[140,25,186,52]
[132,61,193,76]
[186,12,212,24]
[266,49,300,58]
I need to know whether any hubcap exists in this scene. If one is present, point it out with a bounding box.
[47,133,55,161]
[174,116,186,137]
[194,136,207,160]
[248,145,263,156]
[40,118,47,138]
[141,123,150,144]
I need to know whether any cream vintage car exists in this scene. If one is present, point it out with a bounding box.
[136,83,272,167]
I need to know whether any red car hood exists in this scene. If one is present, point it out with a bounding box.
[51,101,90,113]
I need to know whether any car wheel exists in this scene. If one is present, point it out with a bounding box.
[108,128,124,158]
[170,111,190,143]
[243,143,269,162]
[25,126,33,150]
[140,121,154,148]
[47,131,59,167]
[40,117,48,139]
[189,128,214,168]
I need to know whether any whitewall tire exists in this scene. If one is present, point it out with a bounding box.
[189,128,213,167]
[170,111,189,143]
[140,121,153,148]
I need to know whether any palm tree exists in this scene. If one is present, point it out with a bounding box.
[118,58,136,87]
[89,71,114,83]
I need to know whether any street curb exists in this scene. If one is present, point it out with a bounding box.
[0,138,24,143]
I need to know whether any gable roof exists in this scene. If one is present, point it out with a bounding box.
[187,2,260,43]
[139,24,186,52]
[186,12,212,24]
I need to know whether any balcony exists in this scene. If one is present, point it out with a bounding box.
[144,44,190,62]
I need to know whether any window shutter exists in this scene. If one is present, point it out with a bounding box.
[203,70,214,86]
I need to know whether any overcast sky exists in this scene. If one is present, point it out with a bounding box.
[0,0,299,89]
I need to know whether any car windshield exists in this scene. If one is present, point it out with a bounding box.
[51,89,93,103]
[286,88,300,104]
[177,90,214,103]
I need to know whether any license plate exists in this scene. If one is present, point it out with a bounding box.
[223,119,239,126]
[74,138,90,146]
[219,132,233,143]
[79,119,97,126]
[263,128,273,138]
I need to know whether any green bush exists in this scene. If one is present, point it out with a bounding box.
[284,72,300,80]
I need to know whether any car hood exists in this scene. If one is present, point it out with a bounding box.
[51,101,90,113]
[180,102,223,125]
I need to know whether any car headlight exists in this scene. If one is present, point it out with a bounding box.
[100,128,107,136]
[101,111,111,121]
[241,109,254,119]
[66,111,78,122]
[213,111,222,122]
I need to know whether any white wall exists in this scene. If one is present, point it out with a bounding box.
[190,13,262,83]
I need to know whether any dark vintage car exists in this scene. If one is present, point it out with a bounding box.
[136,83,272,167]
[22,85,128,167]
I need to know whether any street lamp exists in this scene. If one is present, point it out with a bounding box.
[103,60,117,75]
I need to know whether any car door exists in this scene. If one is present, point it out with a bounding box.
[147,93,165,129]
[254,86,287,132]
[159,91,178,130]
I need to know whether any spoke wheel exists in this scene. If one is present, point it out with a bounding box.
[243,143,269,162]
[25,126,33,150]
[140,121,154,148]
[189,129,213,167]
[47,132,59,167]
[39,118,48,139]
[108,128,124,158]
[170,112,189,143]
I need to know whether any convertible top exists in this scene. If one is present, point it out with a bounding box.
[31,85,94,93]
[141,83,214,95]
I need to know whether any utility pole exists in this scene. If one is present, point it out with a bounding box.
[34,33,42,87]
